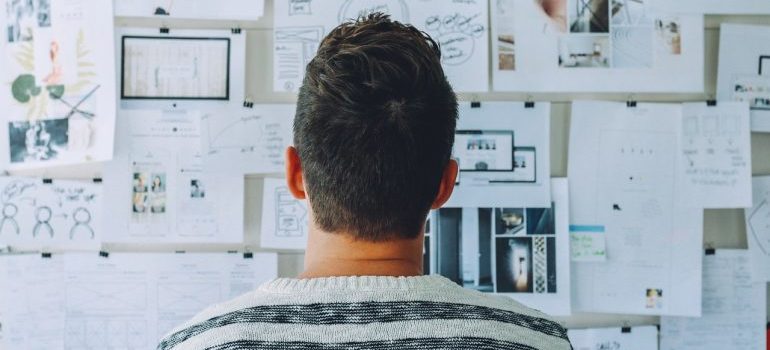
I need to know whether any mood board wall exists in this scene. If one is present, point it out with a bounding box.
[5,0,769,332]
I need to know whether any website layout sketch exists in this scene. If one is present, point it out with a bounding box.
[121,36,230,100]
[0,0,117,169]
[273,0,490,92]
[114,0,265,20]
[261,178,308,250]
[0,177,102,250]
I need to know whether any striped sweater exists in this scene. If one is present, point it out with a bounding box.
[158,275,572,350]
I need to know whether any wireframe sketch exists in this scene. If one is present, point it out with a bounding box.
[275,186,307,237]
[274,27,324,92]
[122,36,230,99]
[424,12,485,66]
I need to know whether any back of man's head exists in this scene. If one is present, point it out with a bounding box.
[294,13,458,242]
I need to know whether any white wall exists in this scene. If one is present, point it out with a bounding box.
[19,1,768,329]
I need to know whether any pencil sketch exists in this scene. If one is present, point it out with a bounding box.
[275,186,307,237]
[273,27,324,92]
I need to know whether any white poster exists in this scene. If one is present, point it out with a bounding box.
[680,102,752,208]
[660,250,767,350]
[0,252,278,349]
[651,0,770,14]
[744,176,770,282]
[0,177,102,250]
[116,28,246,111]
[717,24,770,132]
[0,0,117,169]
[491,0,704,92]
[260,178,308,250]
[568,326,659,350]
[569,101,703,316]
[201,105,295,175]
[433,178,571,316]
[114,0,264,20]
[445,101,550,208]
[273,0,489,93]
[103,109,244,244]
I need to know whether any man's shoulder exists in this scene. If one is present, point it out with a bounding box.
[158,279,572,350]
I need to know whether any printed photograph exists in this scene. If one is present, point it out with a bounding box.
[6,0,35,42]
[149,173,166,213]
[498,34,515,70]
[36,0,49,26]
[8,118,68,164]
[568,0,609,33]
[526,205,555,235]
[645,288,663,309]
[132,172,149,214]
[495,237,533,293]
[190,179,205,198]
[655,17,681,55]
[610,0,648,26]
[732,76,770,110]
[558,35,610,68]
[537,0,567,33]
[434,208,493,292]
[495,208,525,235]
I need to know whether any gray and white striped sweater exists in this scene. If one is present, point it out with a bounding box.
[158,275,572,350]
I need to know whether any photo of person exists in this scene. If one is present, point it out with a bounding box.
[190,179,205,198]
[150,173,166,213]
[569,0,609,33]
[132,172,149,213]
[558,35,610,68]
[496,237,533,293]
[537,0,567,33]
[495,208,525,235]
[655,17,681,55]
[645,288,663,309]
[6,0,35,42]
[8,118,69,164]
[526,205,555,235]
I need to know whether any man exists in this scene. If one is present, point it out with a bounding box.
[159,14,572,350]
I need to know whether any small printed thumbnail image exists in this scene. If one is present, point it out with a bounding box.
[432,204,557,294]
[568,0,609,33]
[654,17,682,56]
[131,171,167,215]
[645,288,663,309]
[190,179,206,198]
[8,117,68,164]
[558,35,610,68]
[732,76,770,111]
[497,34,515,71]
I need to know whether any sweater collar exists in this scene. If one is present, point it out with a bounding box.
[259,275,458,293]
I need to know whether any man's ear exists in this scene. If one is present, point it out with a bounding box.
[431,159,458,209]
[285,146,306,200]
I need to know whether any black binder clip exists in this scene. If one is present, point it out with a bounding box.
[99,251,109,258]
[42,178,53,184]
[524,101,535,109]
[243,252,254,259]
[621,326,632,333]
[93,178,103,184]
[175,250,186,254]
[160,27,170,34]
[706,100,717,107]
[231,28,242,34]
[41,252,52,258]
[705,247,716,255]
[243,100,254,108]
[626,101,637,108]
[470,101,481,108]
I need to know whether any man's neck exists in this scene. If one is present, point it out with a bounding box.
[300,228,424,279]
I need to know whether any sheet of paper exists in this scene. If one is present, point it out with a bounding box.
[0,0,117,169]
[433,178,571,316]
[116,28,246,111]
[115,0,264,20]
[660,250,767,350]
[201,105,295,175]
[445,101,550,208]
[569,101,704,316]
[745,176,770,282]
[491,0,703,92]
[0,252,278,349]
[680,102,752,208]
[569,225,606,262]
[0,177,102,250]
[260,178,309,250]
[103,109,244,244]
[568,326,659,350]
[717,24,770,132]
[273,0,489,93]
[651,0,770,14]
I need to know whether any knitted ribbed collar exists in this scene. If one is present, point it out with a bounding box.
[259,275,458,293]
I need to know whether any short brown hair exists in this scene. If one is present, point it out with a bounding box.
[294,13,457,241]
